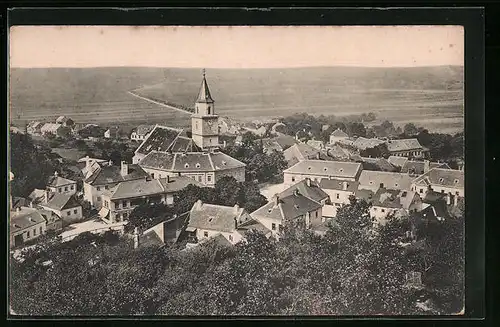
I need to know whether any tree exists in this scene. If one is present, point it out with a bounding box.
[404,123,419,136]
[126,202,174,233]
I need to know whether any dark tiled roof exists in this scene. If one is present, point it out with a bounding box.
[210,152,246,170]
[284,160,362,179]
[135,125,183,156]
[319,178,359,192]
[358,171,414,191]
[139,151,176,170]
[355,189,375,202]
[158,176,203,193]
[47,175,76,188]
[12,197,28,210]
[42,193,80,211]
[38,209,60,225]
[84,164,149,185]
[386,139,424,152]
[359,157,398,172]
[188,201,249,233]
[423,190,447,203]
[139,230,164,248]
[10,208,46,233]
[196,75,214,103]
[371,188,418,210]
[279,179,329,203]
[352,137,385,150]
[139,151,245,172]
[251,193,322,221]
[388,156,409,168]
[413,168,464,189]
[170,136,195,152]
[236,219,271,238]
[106,176,199,200]
[284,143,320,162]
[174,153,214,171]
[204,233,232,247]
[330,128,348,137]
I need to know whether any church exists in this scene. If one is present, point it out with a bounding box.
[134,70,246,186]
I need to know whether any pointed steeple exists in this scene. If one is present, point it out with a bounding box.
[196,69,214,104]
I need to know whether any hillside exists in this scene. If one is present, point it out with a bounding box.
[9,66,464,133]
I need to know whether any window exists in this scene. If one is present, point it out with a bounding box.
[104,185,108,190]
[291,177,295,182]
[97,196,101,202]
[74,209,77,214]
[58,188,62,192]
[39,226,42,234]
[151,173,155,179]
[184,163,189,168]
[207,175,212,182]
[419,189,423,194]
[380,183,384,188]
[123,212,128,218]
[381,209,385,213]
[67,211,71,216]
[395,183,399,188]
[64,186,68,191]
[97,186,101,191]
[441,190,445,194]
[272,223,276,231]
[315,211,318,218]
[336,194,340,199]
[123,201,128,208]
[204,231,208,238]
[71,185,74,190]
[439,178,444,183]
[455,191,460,196]
[117,202,121,209]
[229,235,233,242]
[33,228,37,236]
[195,163,201,168]
[373,207,377,211]
[27,231,30,237]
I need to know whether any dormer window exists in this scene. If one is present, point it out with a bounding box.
[369,181,373,185]
[339,168,344,172]
[323,167,328,172]
[195,163,201,168]
[222,161,227,166]
[395,183,399,187]
[208,217,214,223]
[184,163,189,168]
[308,166,312,170]
[454,179,459,184]
[439,178,444,183]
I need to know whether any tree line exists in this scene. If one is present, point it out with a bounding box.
[10,197,464,316]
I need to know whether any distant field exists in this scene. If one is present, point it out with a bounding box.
[10,66,464,134]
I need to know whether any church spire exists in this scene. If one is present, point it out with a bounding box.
[196,69,214,104]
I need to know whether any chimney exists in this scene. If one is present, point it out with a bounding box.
[274,194,280,206]
[166,175,170,183]
[120,161,128,177]
[44,190,50,204]
[424,160,430,173]
[316,152,321,160]
[446,193,452,205]
[133,227,140,249]
[85,156,91,171]
[196,199,203,209]
[16,207,21,213]
[343,181,348,191]
[108,160,113,166]
[54,171,59,177]
[306,178,311,187]
[233,217,238,230]
[294,189,300,196]
[234,203,240,214]
[305,211,311,229]
[453,194,459,207]
[223,140,227,148]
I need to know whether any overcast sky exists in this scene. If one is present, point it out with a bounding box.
[10,25,464,68]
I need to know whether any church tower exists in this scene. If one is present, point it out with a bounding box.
[191,69,219,150]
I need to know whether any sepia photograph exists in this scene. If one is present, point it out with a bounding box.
[8,22,466,316]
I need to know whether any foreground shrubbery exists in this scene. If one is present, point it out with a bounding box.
[10,198,464,316]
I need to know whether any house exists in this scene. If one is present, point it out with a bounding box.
[104,126,120,139]
[354,156,399,172]
[40,123,70,138]
[130,124,155,141]
[284,143,322,168]
[76,124,105,139]
[138,150,246,187]
[185,200,270,246]
[279,178,330,205]
[386,138,428,158]
[307,139,326,151]
[319,178,359,216]
[261,134,297,154]
[100,175,199,223]
[46,171,77,195]
[38,209,63,231]
[27,121,44,135]
[418,194,451,222]
[83,160,150,209]
[358,171,415,193]
[56,116,74,127]
[368,188,423,225]
[283,160,362,186]
[329,128,349,145]
[261,139,285,154]
[10,207,47,248]
[38,190,83,225]
[243,124,268,137]
[218,117,242,135]
[324,145,354,161]
[351,137,386,151]
[387,156,409,169]
[411,168,464,199]
[78,156,109,176]
[401,160,451,176]
[132,125,195,164]
[251,191,323,236]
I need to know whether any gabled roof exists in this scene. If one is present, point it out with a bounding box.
[330,128,348,138]
[139,151,245,172]
[372,188,417,210]
[319,178,359,192]
[387,156,409,168]
[358,171,414,191]
[284,143,320,162]
[135,125,184,156]
[261,139,284,153]
[306,139,325,149]
[358,157,398,172]
[134,125,155,136]
[325,145,353,160]
[412,168,464,189]
[352,137,385,150]
[10,207,46,233]
[279,179,329,203]
[40,123,62,133]
[251,193,322,221]
[170,136,196,152]
[188,201,248,233]
[28,189,46,202]
[236,219,272,238]
[284,160,362,179]
[105,176,200,200]
[11,197,28,210]
[41,193,81,211]
[84,163,149,185]
[47,175,76,188]
[139,230,165,248]
[386,138,424,152]
[196,72,214,104]
[38,208,60,224]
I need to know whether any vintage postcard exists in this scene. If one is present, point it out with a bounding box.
[9,24,465,316]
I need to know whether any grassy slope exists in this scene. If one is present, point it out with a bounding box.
[10,66,464,133]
